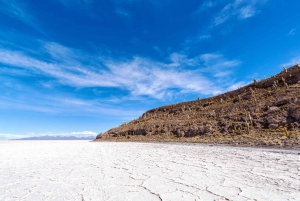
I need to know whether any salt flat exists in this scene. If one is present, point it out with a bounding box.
[0,141,299,201]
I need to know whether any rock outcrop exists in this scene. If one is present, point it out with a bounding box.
[95,64,300,148]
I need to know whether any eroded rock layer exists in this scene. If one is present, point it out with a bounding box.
[95,64,300,148]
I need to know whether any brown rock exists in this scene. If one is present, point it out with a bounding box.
[269,124,278,130]
[275,97,291,106]
[268,107,280,113]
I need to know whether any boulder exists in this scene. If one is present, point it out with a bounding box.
[275,97,291,106]
[269,124,278,130]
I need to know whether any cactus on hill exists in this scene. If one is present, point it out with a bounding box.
[95,64,300,148]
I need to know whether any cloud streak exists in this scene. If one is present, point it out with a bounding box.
[0,41,241,100]
[213,0,267,26]
[0,91,144,118]
[56,0,93,9]
[288,28,297,36]
[0,0,31,22]
[0,0,45,34]
[283,55,300,68]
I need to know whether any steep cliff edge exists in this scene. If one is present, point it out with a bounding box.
[95,64,300,148]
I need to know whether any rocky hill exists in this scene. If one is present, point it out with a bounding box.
[95,64,300,148]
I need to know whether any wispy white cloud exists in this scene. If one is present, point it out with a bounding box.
[0,91,144,117]
[226,81,248,91]
[68,131,97,135]
[202,1,216,8]
[189,0,267,50]
[183,34,211,48]
[56,0,93,9]
[0,0,44,34]
[214,71,232,78]
[192,1,217,16]
[288,28,297,36]
[0,41,241,100]
[239,5,257,19]
[0,40,244,119]
[0,0,31,22]
[44,42,80,62]
[0,73,144,117]
[283,55,300,67]
[197,35,211,40]
[115,8,131,17]
[199,53,241,70]
[213,0,267,26]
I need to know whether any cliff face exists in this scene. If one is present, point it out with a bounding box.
[95,64,300,148]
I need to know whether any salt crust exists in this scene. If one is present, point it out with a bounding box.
[0,141,299,201]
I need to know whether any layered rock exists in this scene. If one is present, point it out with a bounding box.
[95,64,300,148]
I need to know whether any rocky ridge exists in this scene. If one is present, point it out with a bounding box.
[95,64,300,148]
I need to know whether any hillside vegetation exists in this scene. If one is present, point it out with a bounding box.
[95,64,300,148]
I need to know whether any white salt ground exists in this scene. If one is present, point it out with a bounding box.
[0,141,299,201]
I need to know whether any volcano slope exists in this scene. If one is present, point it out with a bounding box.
[95,64,300,148]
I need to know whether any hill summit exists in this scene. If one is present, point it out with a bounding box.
[95,64,300,148]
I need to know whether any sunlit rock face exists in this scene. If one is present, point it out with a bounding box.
[97,64,300,148]
[0,141,299,200]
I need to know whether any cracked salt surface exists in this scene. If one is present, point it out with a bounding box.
[0,141,299,201]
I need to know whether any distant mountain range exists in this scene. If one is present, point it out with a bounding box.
[12,135,95,140]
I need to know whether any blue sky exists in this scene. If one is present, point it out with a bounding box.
[0,0,300,139]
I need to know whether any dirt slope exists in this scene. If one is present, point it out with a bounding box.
[95,64,300,148]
